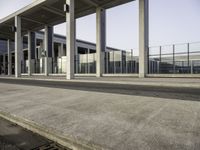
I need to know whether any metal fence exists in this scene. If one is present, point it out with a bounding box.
[75,53,96,74]
[149,42,200,74]
[50,50,139,75]
[104,50,138,74]
[0,55,7,75]
[10,41,200,76]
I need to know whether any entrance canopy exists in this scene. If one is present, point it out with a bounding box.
[0,0,134,40]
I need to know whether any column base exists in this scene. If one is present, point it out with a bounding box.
[15,75,21,78]
[139,73,146,78]
[66,74,74,80]
[96,73,102,78]
[45,58,53,76]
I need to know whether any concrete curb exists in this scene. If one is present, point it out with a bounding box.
[0,111,104,150]
[0,76,200,89]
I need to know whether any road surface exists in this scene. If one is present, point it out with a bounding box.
[0,78,199,101]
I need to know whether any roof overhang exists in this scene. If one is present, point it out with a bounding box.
[0,0,134,40]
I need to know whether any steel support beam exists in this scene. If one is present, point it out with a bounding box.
[42,6,65,17]
[81,0,99,7]
[22,16,45,25]
[139,0,149,78]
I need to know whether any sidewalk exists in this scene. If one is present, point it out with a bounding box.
[0,82,199,150]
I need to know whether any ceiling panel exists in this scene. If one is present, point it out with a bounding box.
[0,0,135,40]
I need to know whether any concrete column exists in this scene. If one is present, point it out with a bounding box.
[139,0,149,78]
[66,0,75,80]
[58,43,64,58]
[120,51,123,73]
[7,40,11,76]
[28,31,36,76]
[3,54,6,74]
[44,26,53,76]
[15,16,22,78]
[96,8,106,77]
[21,38,24,74]
[75,45,79,74]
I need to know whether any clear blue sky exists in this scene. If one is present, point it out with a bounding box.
[0,0,200,52]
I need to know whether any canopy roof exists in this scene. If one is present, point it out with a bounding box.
[0,0,134,40]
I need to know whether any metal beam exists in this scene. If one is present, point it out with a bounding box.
[1,23,30,34]
[41,6,65,17]
[81,0,99,7]
[0,31,13,37]
[21,16,45,26]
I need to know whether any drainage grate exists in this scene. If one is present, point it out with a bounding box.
[0,136,20,150]
[32,142,72,150]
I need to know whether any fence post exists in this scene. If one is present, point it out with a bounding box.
[157,61,160,74]
[106,52,109,74]
[159,46,162,74]
[187,43,190,73]
[125,51,128,73]
[148,58,151,74]
[120,51,123,73]
[87,51,89,74]
[147,47,150,74]
[113,51,115,74]
[131,49,133,73]
[191,60,193,74]
[173,45,175,73]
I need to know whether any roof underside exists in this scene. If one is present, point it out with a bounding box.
[0,0,134,40]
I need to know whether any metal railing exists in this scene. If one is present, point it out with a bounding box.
[104,50,138,74]
[49,50,139,75]
[8,42,200,76]
[75,53,96,74]
[148,42,200,74]
[34,58,45,74]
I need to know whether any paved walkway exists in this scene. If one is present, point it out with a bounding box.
[0,82,200,150]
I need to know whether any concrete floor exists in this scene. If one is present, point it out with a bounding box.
[0,82,200,150]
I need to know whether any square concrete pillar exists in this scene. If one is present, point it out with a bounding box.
[139,0,149,78]
[15,16,22,78]
[58,43,64,58]
[96,8,106,77]
[7,40,11,76]
[66,0,75,80]
[44,26,53,76]
[3,54,6,75]
[28,31,36,76]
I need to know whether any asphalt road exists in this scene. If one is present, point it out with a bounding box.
[0,78,199,101]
